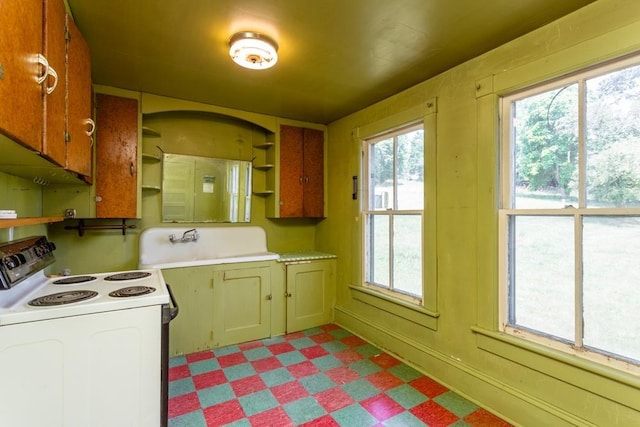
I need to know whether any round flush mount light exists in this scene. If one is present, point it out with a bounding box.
[228,31,279,70]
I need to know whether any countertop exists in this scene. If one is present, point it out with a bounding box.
[277,251,337,262]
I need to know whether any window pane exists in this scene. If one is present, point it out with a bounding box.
[512,85,579,209]
[510,216,574,341]
[586,65,640,208]
[583,216,640,361]
[397,130,424,210]
[369,138,394,211]
[392,215,422,296]
[366,214,389,287]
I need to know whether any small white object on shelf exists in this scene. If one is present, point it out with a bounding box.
[0,210,17,219]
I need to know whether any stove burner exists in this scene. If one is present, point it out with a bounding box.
[104,272,152,281]
[28,290,98,306]
[109,286,156,298]
[52,276,97,285]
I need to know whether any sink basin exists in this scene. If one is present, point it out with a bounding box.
[138,226,279,269]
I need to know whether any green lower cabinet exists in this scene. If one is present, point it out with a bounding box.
[162,267,214,357]
[212,265,272,347]
[285,259,336,333]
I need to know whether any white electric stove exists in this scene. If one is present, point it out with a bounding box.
[0,236,178,427]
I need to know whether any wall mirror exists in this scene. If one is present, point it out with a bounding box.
[162,153,252,223]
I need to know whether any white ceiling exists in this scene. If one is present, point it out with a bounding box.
[67,0,595,124]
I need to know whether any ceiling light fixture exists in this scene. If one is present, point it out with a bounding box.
[228,31,279,70]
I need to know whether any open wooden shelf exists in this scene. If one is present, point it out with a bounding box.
[0,216,64,229]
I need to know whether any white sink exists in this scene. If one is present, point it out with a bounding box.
[138,226,279,269]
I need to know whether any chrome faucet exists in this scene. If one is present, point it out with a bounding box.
[169,229,199,243]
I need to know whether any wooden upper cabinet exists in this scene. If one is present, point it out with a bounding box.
[0,0,45,151]
[65,14,93,182]
[95,94,139,219]
[279,125,305,217]
[279,124,325,218]
[301,128,324,218]
[41,0,66,168]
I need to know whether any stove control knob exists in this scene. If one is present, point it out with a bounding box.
[2,254,25,270]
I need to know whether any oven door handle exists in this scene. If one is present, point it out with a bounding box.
[165,283,179,322]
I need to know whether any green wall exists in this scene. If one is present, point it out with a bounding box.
[319,0,640,425]
[0,172,48,242]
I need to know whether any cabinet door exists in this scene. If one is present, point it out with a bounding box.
[42,0,66,168]
[302,128,324,217]
[162,268,214,357]
[279,124,304,217]
[286,260,334,332]
[213,266,271,346]
[65,14,93,181]
[0,0,44,151]
[95,94,138,218]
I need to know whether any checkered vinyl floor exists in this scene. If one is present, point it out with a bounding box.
[168,324,512,426]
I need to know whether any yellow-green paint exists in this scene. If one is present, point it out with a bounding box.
[318,1,640,425]
[1,0,639,424]
[285,259,336,332]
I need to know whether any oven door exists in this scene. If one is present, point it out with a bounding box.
[161,283,179,427]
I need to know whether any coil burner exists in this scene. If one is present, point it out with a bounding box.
[52,276,97,285]
[104,272,152,281]
[108,286,156,298]
[28,290,98,306]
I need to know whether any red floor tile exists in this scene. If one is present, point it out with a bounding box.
[230,374,267,397]
[341,335,367,347]
[410,400,459,427]
[325,366,360,385]
[271,380,310,404]
[193,369,227,390]
[369,352,402,369]
[464,408,513,426]
[251,356,284,373]
[239,340,265,351]
[185,350,214,363]
[283,331,306,341]
[217,352,248,368]
[310,332,336,344]
[314,387,355,412]
[300,414,341,426]
[409,375,449,398]
[334,348,363,364]
[168,364,191,381]
[288,360,321,379]
[361,394,405,421]
[267,341,296,355]
[168,392,201,418]
[320,324,341,332]
[248,406,295,427]
[300,345,330,360]
[203,399,246,426]
[366,371,404,391]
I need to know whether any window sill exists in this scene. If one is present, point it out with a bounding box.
[471,326,640,412]
[349,285,439,331]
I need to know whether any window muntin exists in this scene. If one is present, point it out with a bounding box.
[363,123,424,300]
[500,56,640,371]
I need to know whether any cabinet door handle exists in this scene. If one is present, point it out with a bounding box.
[304,176,309,184]
[130,162,135,176]
[44,65,58,94]
[35,54,49,85]
[265,294,273,300]
[83,118,95,147]
[299,176,303,184]
[83,118,95,136]
[285,292,292,298]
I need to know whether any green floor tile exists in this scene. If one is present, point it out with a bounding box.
[433,391,479,418]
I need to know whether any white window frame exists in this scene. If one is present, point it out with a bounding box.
[499,54,640,375]
[362,122,425,303]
